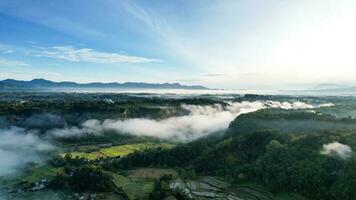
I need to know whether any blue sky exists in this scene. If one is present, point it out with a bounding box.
[0,0,356,89]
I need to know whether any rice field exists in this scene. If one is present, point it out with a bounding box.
[63,142,174,160]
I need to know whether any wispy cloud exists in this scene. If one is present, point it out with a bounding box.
[2,50,13,54]
[121,1,238,82]
[121,1,356,88]
[202,73,226,77]
[35,46,162,64]
[0,43,14,54]
[0,58,29,67]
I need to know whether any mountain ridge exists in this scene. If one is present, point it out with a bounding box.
[0,78,210,91]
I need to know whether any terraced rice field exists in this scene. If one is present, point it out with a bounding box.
[170,177,275,200]
[63,142,174,160]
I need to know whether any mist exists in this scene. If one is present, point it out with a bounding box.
[0,127,54,176]
[48,100,332,141]
[0,100,335,176]
[321,142,352,159]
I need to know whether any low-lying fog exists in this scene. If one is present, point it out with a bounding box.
[48,101,331,141]
[0,127,53,176]
[0,100,334,177]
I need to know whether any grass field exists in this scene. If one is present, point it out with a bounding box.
[63,142,174,160]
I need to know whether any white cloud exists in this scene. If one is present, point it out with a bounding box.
[317,103,335,108]
[321,142,352,159]
[264,101,314,109]
[36,46,162,64]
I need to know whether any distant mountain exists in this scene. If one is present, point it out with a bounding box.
[315,86,356,93]
[308,83,356,93]
[311,83,350,90]
[0,78,210,91]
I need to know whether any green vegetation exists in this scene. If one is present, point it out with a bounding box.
[49,165,115,192]
[22,165,63,183]
[128,168,178,180]
[2,93,356,199]
[63,143,174,160]
[112,174,154,200]
[226,108,356,136]
[274,193,308,200]
[0,92,222,127]
[116,109,356,200]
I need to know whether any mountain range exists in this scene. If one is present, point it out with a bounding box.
[0,79,209,91]
[308,83,356,93]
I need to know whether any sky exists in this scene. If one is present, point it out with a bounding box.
[0,0,356,89]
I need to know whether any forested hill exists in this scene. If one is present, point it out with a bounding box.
[226,108,356,136]
[116,108,356,199]
[0,78,209,91]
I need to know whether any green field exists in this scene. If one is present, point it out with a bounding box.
[112,174,154,200]
[110,168,177,200]
[63,142,174,160]
[22,165,64,183]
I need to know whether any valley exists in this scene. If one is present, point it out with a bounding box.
[0,92,355,199]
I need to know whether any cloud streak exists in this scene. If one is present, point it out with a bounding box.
[35,46,162,64]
